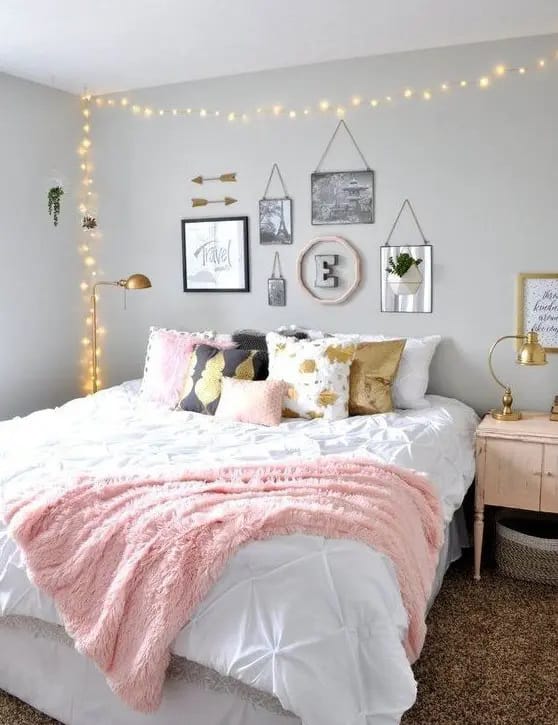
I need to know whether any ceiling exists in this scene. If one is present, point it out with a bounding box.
[1,0,557,94]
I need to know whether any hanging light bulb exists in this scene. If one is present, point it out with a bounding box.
[319,100,330,111]
[494,65,506,76]
[479,77,490,88]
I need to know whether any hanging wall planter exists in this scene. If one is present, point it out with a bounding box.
[386,252,423,296]
[82,214,97,230]
[380,199,433,313]
[47,186,64,227]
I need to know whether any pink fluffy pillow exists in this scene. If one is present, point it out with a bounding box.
[140,327,234,408]
[215,378,286,426]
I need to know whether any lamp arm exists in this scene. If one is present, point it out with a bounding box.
[488,335,525,391]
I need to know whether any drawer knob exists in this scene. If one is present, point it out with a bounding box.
[546,471,554,477]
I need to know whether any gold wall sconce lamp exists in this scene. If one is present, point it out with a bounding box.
[488,330,547,421]
[90,274,152,394]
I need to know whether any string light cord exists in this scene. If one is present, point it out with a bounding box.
[85,56,554,121]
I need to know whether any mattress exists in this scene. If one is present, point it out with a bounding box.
[0,382,478,724]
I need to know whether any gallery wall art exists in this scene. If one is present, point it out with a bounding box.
[380,199,433,313]
[297,235,361,305]
[311,120,375,225]
[517,273,558,352]
[259,163,293,244]
[181,216,250,292]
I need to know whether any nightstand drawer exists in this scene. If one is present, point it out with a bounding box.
[542,445,558,513]
[484,438,542,510]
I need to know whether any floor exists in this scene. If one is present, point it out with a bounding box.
[1,554,557,725]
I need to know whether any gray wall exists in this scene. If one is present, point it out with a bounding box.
[92,34,558,413]
[0,73,81,419]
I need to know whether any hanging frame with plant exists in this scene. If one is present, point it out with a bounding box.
[47,186,64,227]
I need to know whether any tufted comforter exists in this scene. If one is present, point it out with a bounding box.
[0,381,478,724]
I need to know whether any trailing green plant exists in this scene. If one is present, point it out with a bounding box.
[82,215,97,230]
[386,252,422,278]
[47,186,64,227]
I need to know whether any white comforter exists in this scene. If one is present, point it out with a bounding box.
[0,383,478,725]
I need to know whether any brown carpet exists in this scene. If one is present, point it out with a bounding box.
[1,554,556,725]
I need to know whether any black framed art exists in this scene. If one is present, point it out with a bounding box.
[181,216,250,292]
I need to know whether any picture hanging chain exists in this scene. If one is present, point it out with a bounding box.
[262,163,290,199]
[385,198,429,246]
[314,120,371,172]
[271,251,283,278]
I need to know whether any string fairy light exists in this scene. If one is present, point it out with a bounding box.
[77,93,103,394]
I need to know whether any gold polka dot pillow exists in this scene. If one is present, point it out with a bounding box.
[266,332,356,421]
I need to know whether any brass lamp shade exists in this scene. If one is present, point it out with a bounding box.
[517,331,547,366]
[489,330,547,421]
[123,273,152,290]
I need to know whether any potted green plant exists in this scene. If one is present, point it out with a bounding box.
[47,186,64,227]
[81,215,97,230]
[386,251,423,296]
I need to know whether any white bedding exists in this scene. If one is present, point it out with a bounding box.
[0,382,478,725]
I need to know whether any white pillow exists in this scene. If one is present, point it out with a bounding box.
[334,334,441,409]
[266,332,356,421]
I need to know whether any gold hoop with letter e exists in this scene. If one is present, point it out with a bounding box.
[297,236,361,305]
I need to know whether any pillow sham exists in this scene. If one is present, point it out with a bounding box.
[266,332,356,421]
[179,344,268,415]
[140,327,234,408]
[215,378,287,426]
[367,335,441,409]
[349,339,406,416]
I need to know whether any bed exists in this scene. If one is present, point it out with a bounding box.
[0,380,478,725]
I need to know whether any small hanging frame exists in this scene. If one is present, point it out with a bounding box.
[268,251,286,306]
[311,120,375,225]
[260,163,293,244]
[381,198,433,313]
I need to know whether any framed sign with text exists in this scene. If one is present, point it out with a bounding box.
[517,273,558,353]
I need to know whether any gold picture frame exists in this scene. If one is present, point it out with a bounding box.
[517,272,558,353]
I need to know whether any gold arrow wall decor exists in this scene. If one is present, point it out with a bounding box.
[192,173,237,184]
[191,196,237,207]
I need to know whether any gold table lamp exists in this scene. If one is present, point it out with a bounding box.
[488,330,547,421]
[90,274,152,393]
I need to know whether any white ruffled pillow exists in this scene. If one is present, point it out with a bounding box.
[334,334,441,409]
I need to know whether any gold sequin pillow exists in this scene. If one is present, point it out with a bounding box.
[179,344,267,415]
[266,332,356,421]
[349,340,406,416]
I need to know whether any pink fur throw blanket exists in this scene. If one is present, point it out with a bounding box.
[3,458,443,712]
